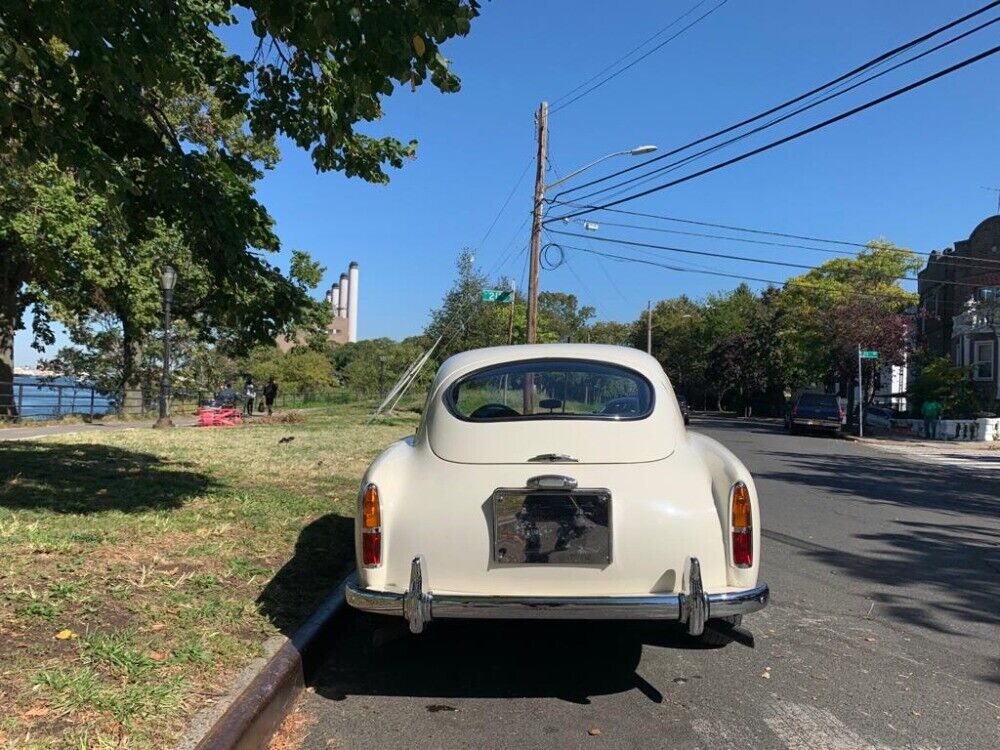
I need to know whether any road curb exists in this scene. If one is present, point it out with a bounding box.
[176,575,352,750]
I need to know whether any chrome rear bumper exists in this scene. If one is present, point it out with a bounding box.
[346,556,769,635]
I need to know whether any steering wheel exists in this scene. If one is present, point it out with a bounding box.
[469,403,520,419]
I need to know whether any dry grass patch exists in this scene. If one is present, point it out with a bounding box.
[0,402,418,749]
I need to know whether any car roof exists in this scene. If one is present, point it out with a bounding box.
[436,344,665,383]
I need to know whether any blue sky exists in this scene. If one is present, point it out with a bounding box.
[16,0,1000,366]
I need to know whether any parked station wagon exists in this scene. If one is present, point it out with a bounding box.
[346,344,769,642]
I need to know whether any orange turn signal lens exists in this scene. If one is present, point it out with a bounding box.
[362,483,381,529]
[731,482,751,529]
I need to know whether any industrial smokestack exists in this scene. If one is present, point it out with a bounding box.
[338,272,349,318]
[348,262,359,343]
[330,283,340,315]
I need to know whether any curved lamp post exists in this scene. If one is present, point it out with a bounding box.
[154,265,177,428]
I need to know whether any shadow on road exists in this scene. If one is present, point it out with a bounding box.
[0,441,214,514]
[756,447,1000,635]
[311,615,725,706]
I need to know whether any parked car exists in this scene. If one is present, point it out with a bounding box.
[785,392,844,435]
[346,344,769,643]
[677,394,691,425]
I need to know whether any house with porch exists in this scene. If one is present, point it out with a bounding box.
[917,215,1000,405]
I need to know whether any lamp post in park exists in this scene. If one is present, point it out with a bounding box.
[154,265,177,429]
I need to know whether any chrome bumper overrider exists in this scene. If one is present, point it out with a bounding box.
[346,557,769,635]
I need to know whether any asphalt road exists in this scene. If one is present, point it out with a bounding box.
[290,417,1000,750]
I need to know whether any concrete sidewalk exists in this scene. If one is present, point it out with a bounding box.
[846,432,1000,469]
[0,417,197,442]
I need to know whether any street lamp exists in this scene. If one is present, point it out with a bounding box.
[526,100,656,344]
[154,265,177,428]
[546,145,659,191]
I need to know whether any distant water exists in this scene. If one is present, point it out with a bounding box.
[9,375,114,420]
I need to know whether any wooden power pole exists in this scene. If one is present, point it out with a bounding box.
[646,301,653,354]
[526,101,548,344]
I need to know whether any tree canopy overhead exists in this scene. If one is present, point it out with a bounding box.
[2,0,482,181]
[0,1,483,412]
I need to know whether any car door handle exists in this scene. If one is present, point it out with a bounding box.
[527,475,579,490]
[527,453,578,463]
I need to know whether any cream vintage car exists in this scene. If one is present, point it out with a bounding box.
[346,344,768,641]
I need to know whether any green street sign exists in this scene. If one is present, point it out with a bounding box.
[481,289,513,302]
[859,350,879,359]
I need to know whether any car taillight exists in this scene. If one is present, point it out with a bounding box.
[362,483,381,567]
[731,481,753,568]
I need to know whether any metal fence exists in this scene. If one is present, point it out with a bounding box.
[0,380,359,422]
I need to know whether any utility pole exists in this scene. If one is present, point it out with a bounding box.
[526,101,548,344]
[507,289,516,345]
[857,344,864,439]
[646,301,653,355]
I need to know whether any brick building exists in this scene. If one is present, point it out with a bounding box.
[917,215,1000,403]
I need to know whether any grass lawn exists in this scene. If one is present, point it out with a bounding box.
[0,402,420,749]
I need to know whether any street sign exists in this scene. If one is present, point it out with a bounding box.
[481,289,513,303]
[859,350,879,359]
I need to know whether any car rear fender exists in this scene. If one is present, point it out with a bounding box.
[686,432,761,589]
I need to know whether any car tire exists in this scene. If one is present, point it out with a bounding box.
[697,615,743,647]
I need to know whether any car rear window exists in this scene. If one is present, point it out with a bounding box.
[797,393,839,408]
[447,359,654,421]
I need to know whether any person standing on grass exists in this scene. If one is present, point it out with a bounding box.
[244,376,257,417]
[921,398,942,439]
[263,376,278,416]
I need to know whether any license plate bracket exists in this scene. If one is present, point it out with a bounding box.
[492,488,611,565]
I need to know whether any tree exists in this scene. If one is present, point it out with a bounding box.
[586,320,635,346]
[780,240,919,421]
[0,0,481,410]
[538,292,595,342]
[424,250,514,360]
[632,297,705,395]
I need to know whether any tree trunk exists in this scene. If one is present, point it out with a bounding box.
[0,254,22,418]
[120,319,144,417]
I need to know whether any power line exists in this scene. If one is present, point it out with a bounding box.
[549,0,714,108]
[556,214,1000,272]
[549,0,729,115]
[477,157,533,248]
[547,229,992,290]
[555,242,928,306]
[564,14,1000,204]
[554,1,1000,197]
[547,44,1000,221]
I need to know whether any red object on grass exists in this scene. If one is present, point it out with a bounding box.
[197,407,242,427]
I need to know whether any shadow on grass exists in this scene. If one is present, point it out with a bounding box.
[257,513,355,635]
[0,442,214,514]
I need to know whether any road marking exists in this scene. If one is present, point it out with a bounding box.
[862,441,1000,471]
[763,700,891,750]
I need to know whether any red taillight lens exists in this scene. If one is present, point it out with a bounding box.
[732,529,752,567]
[361,483,381,567]
[362,531,381,567]
[731,481,753,568]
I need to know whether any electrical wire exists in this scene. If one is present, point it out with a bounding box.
[557,215,1000,272]
[554,1,1000,197]
[546,44,1000,221]
[554,241,930,305]
[547,229,992,290]
[549,0,714,108]
[549,0,729,115]
[563,14,1000,205]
